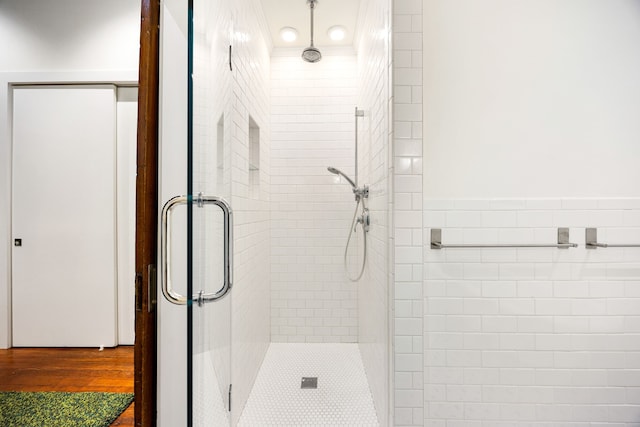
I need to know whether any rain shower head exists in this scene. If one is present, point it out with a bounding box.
[327,166,356,189]
[302,0,322,63]
[302,46,322,63]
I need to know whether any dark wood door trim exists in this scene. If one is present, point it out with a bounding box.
[135,0,160,425]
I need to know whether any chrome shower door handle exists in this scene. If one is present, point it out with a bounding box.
[161,195,233,305]
[197,195,233,304]
[161,196,188,304]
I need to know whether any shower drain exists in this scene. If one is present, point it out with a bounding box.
[301,377,318,389]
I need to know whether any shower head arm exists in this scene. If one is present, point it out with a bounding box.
[302,0,322,62]
[309,0,315,47]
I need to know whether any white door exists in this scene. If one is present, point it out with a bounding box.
[12,85,118,347]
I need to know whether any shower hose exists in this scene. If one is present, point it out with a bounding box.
[344,197,367,282]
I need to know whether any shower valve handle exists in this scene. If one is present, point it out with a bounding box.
[356,208,370,232]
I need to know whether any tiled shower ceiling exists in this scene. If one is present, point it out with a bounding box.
[260,0,360,48]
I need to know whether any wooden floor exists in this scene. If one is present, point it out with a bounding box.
[0,346,134,426]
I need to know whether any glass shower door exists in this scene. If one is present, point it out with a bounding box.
[190,0,234,424]
[158,0,232,425]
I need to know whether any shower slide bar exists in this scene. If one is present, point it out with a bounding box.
[430,227,578,250]
[586,227,640,249]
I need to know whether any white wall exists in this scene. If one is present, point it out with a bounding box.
[424,198,640,426]
[270,48,359,343]
[228,0,273,423]
[355,0,392,423]
[392,0,425,424]
[0,0,140,349]
[0,0,140,72]
[422,0,640,199]
[413,0,640,425]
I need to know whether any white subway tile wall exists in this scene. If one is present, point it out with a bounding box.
[424,198,640,425]
[222,0,273,423]
[393,0,424,425]
[356,0,392,424]
[270,49,359,343]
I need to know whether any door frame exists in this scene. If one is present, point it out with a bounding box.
[135,0,161,425]
[0,71,138,351]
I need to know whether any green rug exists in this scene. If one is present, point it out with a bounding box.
[0,391,134,427]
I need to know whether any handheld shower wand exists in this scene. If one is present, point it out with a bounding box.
[327,165,369,282]
[327,166,356,189]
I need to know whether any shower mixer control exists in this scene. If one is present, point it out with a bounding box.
[353,185,369,201]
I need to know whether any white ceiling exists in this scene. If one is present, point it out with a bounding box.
[260,0,361,49]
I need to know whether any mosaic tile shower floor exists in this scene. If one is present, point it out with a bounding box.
[238,343,379,426]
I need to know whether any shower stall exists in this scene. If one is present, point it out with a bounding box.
[156,0,391,425]
[137,0,640,425]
